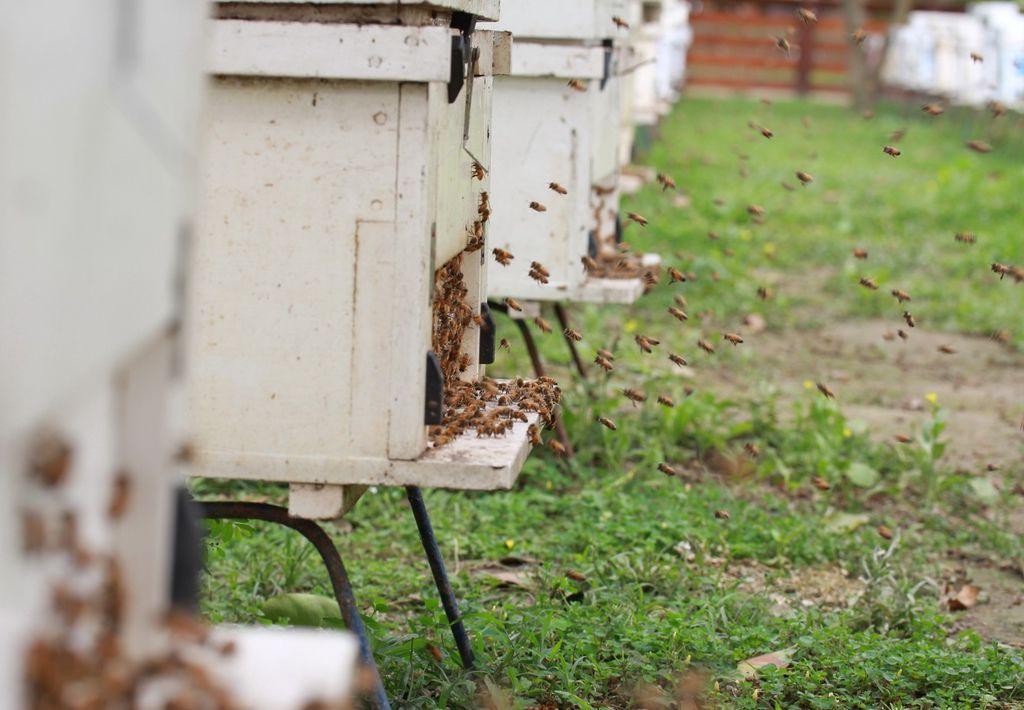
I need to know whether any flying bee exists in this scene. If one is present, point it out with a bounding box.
[658,463,679,477]
[852,28,868,44]
[992,262,1011,278]
[564,328,583,342]
[529,201,547,212]
[567,79,588,92]
[723,333,744,345]
[535,317,553,333]
[471,161,487,180]
[970,52,983,63]
[597,416,617,431]
[504,298,523,312]
[747,204,765,217]
[774,36,791,55]
[991,329,1010,345]
[966,139,992,153]
[706,231,720,241]
[549,439,567,457]
[955,232,976,244]
[863,109,875,119]
[108,470,132,520]
[697,339,715,354]
[989,101,1007,118]
[529,266,550,284]
[528,425,543,446]
[499,338,511,351]
[668,307,688,322]
[627,212,648,227]
[889,128,906,142]
[582,255,598,271]
[757,286,773,301]
[903,311,916,328]
[623,388,647,405]
[859,276,879,290]
[812,477,831,490]
[853,247,868,259]
[548,182,568,195]
[657,173,676,191]
[655,395,677,410]
[891,288,911,303]
[796,171,813,185]
[668,266,686,283]
[714,510,731,520]
[883,145,901,157]
[635,334,659,354]
[492,248,514,266]
[938,345,956,354]
[597,349,615,361]
[759,126,774,139]
[816,382,836,399]
[898,329,909,340]
[669,353,688,368]
[612,15,630,28]
[894,434,913,444]
[921,103,945,116]
[781,181,796,191]
[797,7,817,23]
[744,442,761,458]
[594,355,614,372]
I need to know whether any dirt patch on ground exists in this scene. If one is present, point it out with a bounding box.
[944,561,1024,647]
[712,558,865,614]
[705,319,1024,473]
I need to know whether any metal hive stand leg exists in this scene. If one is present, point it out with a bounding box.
[405,486,475,670]
[199,501,391,710]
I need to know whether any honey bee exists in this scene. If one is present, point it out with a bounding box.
[471,161,487,180]
[989,101,1007,118]
[863,109,875,120]
[668,266,686,283]
[28,432,73,488]
[955,232,977,244]
[889,128,906,142]
[938,345,956,354]
[548,182,567,195]
[598,416,617,431]
[658,462,679,477]
[674,295,688,308]
[566,570,587,582]
[582,255,598,271]
[882,145,901,157]
[612,15,630,29]
[567,79,588,92]
[714,510,731,520]
[564,328,583,342]
[697,339,715,354]
[859,276,879,290]
[594,355,614,372]
[898,329,909,341]
[970,52,983,63]
[504,297,523,312]
[499,338,511,351]
[757,286,773,301]
[816,382,836,399]
[657,173,676,191]
[774,36,791,55]
[597,349,615,361]
[108,470,132,521]
[921,103,945,116]
[529,266,550,284]
[893,434,913,444]
[626,212,648,227]
[852,28,868,44]
[744,442,761,458]
[746,204,765,217]
[992,262,1011,278]
[528,424,543,446]
[877,524,894,540]
[760,126,774,139]
[723,333,744,345]
[812,477,831,490]
[890,288,911,303]
[529,201,547,212]
[657,395,676,408]
[781,181,796,191]
[492,248,514,266]
[797,7,817,23]
[668,307,688,322]
[966,139,992,153]
[549,440,567,457]
[903,311,916,328]
[796,171,813,185]
[853,248,868,259]
[669,353,688,367]
[991,329,1010,345]
[623,388,647,404]
[535,317,553,334]
[635,334,659,353]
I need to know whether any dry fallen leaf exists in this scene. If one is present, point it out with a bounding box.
[947,583,981,611]
[736,647,797,679]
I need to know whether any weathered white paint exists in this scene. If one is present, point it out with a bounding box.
[510,43,607,79]
[227,0,501,22]
[486,0,629,41]
[289,483,368,519]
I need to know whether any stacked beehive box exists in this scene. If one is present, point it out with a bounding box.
[485,0,661,308]
[1,1,357,706]
[189,1,558,519]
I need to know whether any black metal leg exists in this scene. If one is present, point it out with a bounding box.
[511,318,575,459]
[552,303,589,380]
[405,487,475,670]
[199,502,391,710]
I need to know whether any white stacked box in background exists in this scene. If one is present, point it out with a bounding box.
[188,1,532,514]
[485,0,657,305]
[970,2,1024,108]
[1,0,358,705]
[657,0,693,104]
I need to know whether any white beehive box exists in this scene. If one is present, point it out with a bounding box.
[0,1,358,706]
[187,2,538,504]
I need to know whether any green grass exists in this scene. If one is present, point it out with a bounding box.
[197,99,1024,708]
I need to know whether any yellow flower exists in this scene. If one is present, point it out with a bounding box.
[843,427,853,438]
[624,319,638,333]
[504,539,515,550]
[925,392,938,404]
[803,380,814,390]
[763,243,777,256]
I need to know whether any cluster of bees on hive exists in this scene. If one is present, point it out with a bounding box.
[18,432,346,709]
[428,164,562,449]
